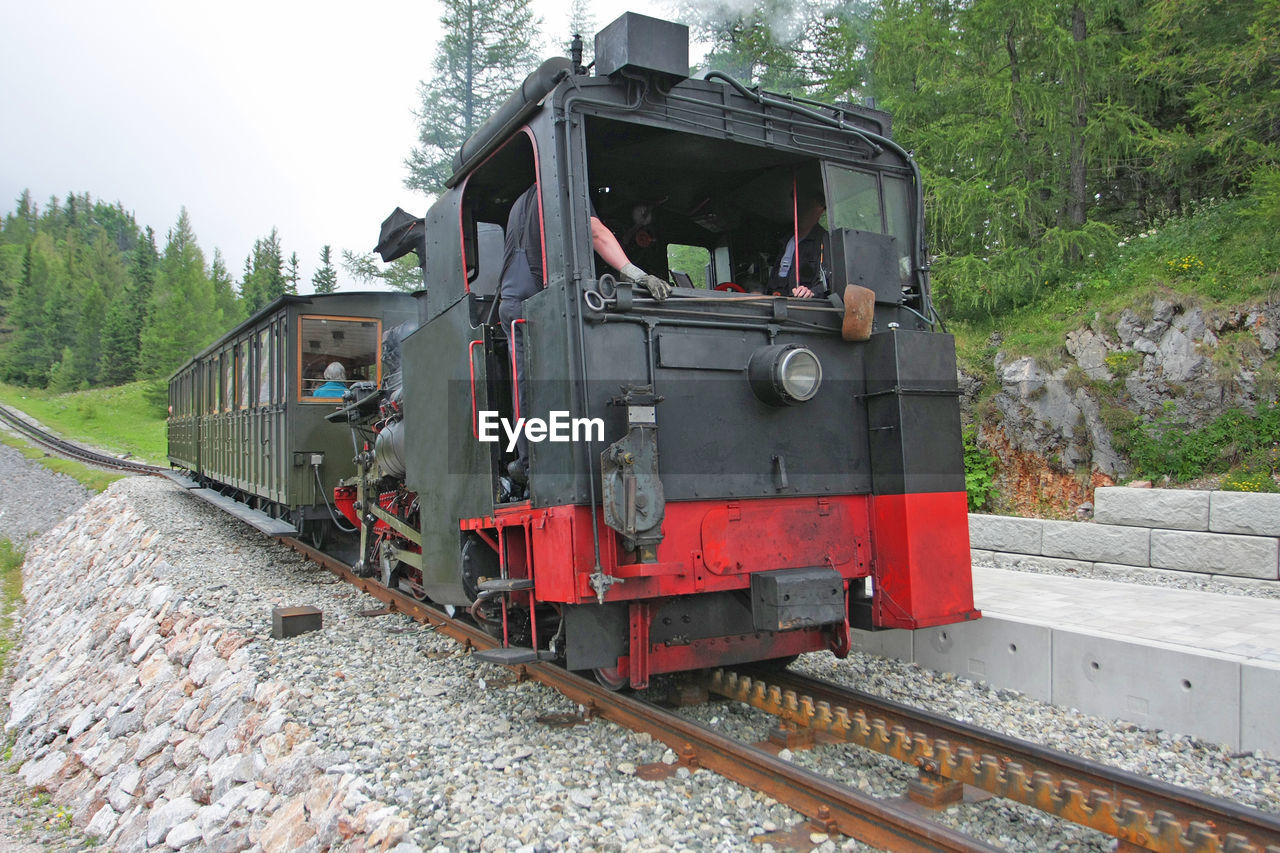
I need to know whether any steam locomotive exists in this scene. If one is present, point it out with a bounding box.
[170,13,979,689]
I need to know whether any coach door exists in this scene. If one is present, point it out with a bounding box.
[253,316,287,505]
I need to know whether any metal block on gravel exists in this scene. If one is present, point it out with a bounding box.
[913,616,1052,702]
[1209,491,1280,537]
[1150,530,1279,580]
[1241,661,1280,755]
[1041,520,1150,566]
[271,606,323,639]
[968,514,1044,554]
[1051,631,1240,747]
[849,627,913,661]
[1093,487,1209,530]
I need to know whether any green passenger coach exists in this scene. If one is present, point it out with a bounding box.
[167,292,418,543]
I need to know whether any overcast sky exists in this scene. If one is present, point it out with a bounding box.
[0,1,696,288]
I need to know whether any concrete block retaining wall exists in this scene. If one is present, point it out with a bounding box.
[855,621,1280,754]
[969,487,1280,581]
[938,486,1280,751]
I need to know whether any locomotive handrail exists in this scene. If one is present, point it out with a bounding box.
[468,339,484,439]
[509,319,526,421]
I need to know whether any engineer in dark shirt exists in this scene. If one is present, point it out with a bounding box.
[499,185,670,485]
[770,194,831,298]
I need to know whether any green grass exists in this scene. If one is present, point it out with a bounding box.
[953,187,1280,385]
[0,379,168,464]
[0,540,23,677]
[950,179,1280,369]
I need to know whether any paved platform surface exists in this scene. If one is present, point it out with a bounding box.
[854,566,1280,753]
[974,567,1280,664]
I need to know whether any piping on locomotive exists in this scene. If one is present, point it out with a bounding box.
[168,12,980,691]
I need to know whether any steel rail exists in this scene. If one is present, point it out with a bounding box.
[716,668,1280,853]
[0,404,164,475]
[277,535,997,853]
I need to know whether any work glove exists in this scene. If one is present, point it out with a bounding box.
[619,263,671,301]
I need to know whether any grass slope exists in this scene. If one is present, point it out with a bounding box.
[950,175,1280,499]
[0,380,167,464]
[951,183,1280,372]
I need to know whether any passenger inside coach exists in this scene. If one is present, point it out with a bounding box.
[310,362,348,398]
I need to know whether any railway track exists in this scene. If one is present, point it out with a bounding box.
[10,408,1272,851]
[0,404,165,476]
[276,535,1280,853]
[7,409,1269,845]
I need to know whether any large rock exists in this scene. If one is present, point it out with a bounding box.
[982,297,1280,493]
[1066,328,1112,380]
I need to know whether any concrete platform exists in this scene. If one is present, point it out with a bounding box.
[854,566,1280,754]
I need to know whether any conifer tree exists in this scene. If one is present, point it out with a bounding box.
[209,249,242,329]
[64,281,106,388]
[404,0,542,196]
[241,228,286,314]
[341,250,424,292]
[312,245,339,294]
[3,190,38,243]
[99,294,140,385]
[131,226,159,319]
[286,251,301,296]
[139,209,219,378]
[4,235,64,386]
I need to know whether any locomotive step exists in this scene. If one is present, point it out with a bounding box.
[472,647,555,665]
[477,578,535,592]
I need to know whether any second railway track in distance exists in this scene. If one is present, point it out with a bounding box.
[0,404,164,476]
[277,535,1280,853]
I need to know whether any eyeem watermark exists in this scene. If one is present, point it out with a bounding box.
[478,411,604,451]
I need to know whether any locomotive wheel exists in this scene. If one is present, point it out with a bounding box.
[593,665,629,691]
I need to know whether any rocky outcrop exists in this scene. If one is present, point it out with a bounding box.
[971,295,1280,510]
[5,492,412,852]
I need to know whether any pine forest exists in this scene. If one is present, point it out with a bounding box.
[1,0,1276,395]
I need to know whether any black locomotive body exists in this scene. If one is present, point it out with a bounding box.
[170,13,979,690]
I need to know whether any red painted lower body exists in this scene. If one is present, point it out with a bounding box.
[869,491,981,629]
[459,491,978,688]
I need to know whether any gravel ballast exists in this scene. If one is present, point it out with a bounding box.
[3,470,1278,851]
[0,442,92,546]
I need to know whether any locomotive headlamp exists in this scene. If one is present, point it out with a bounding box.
[748,344,823,406]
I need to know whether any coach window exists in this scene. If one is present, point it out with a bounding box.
[222,352,234,413]
[297,315,381,401]
[257,328,272,406]
[238,340,250,410]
